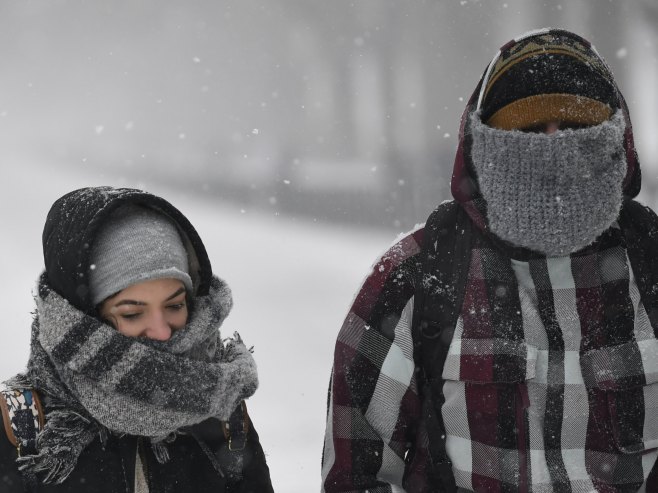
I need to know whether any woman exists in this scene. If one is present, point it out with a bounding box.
[0,186,274,492]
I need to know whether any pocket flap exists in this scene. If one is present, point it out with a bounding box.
[442,338,537,383]
[581,339,658,390]
[581,339,658,454]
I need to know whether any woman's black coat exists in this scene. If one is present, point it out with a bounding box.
[0,411,274,492]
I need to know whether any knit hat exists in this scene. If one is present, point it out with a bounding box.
[89,205,193,305]
[478,28,619,130]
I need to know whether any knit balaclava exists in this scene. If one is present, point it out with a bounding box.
[89,205,193,305]
[470,29,627,256]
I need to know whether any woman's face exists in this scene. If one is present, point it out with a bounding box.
[99,278,188,340]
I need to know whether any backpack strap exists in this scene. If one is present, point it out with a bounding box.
[184,401,251,482]
[0,388,45,457]
[411,200,472,492]
[619,199,658,339]
[221,401,250,451]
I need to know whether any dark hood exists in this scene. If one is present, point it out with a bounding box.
[42,186,213,313]
[450,28,641,231]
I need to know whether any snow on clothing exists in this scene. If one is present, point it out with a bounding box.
[322,29,656,492]
[321,217,658,492]
[1,186,273,492]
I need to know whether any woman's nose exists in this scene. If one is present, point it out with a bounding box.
[144,312,172,341]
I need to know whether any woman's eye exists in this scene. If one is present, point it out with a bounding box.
[120,313,141,320]
[167,303,186,311]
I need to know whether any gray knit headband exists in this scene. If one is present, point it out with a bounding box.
[469,109,627,256]
[89,205,193,305]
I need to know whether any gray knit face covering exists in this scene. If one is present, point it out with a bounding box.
[469,109,627,256]
[7,275,258,484]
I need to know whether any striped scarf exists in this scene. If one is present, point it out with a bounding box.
[6,274,258,484]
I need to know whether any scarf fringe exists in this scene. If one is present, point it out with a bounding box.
[151,440,171,464]
[16,408,102,484]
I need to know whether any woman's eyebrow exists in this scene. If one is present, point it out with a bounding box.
[166,287,186,301]
[113,287,186,307]
[115,299,146,307]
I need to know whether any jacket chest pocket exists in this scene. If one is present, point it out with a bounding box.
[581,339,658,454]
[441,338,537,475]
[442,337,537,384]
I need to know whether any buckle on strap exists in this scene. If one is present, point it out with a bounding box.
[222,401,249,452]
[1,388,44,454]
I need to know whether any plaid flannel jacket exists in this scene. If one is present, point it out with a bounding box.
[321,225,658,493]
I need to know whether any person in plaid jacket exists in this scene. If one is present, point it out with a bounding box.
[321,28,658,492]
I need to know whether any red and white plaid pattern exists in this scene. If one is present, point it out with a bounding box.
[322,226,658,492]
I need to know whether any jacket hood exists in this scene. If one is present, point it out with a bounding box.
[42,186,213,313]
[450,28,641,230]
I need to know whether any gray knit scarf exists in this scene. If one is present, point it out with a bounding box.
[469,109,627,256]
[6,274,258,484]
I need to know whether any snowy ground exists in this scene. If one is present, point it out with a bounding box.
[0,156,394,492]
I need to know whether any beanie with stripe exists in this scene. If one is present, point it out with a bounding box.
[479,29,619,131]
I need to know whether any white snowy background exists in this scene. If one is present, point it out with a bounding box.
[2,1,658,492]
